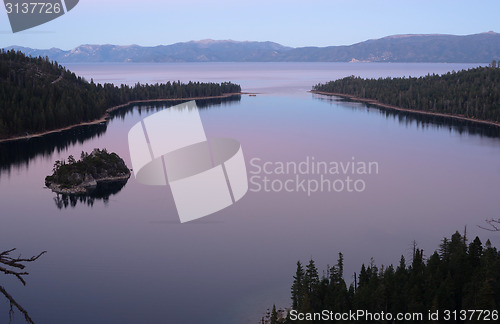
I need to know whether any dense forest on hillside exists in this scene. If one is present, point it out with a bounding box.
[268,231,500,323]
[0,50,241,139]
[313,66,500,123]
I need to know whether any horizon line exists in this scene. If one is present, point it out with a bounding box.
[3,31,498,51]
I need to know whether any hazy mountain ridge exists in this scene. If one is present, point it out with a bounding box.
[5,32,500,63]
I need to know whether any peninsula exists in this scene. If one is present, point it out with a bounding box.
[0,49,241,142]
[312,64,500,128]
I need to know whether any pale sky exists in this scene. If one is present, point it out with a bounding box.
[1,0,499,49]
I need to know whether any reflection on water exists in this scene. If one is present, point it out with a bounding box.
[0,96,241,178]
[197,95,242,108]
[377,108,500,138]
[109,96,241,120]
[53,179,129,209]
[0,123,108,177]
[2,63,499,324]
[314,95,500,138]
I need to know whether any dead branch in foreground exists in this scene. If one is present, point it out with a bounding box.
[479,218,500,232]
[0,285,34,324]
[1,248,46,324]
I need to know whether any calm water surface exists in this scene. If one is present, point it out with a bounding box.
[1,63,499,324]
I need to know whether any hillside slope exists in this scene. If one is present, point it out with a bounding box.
[313,66,500,123]
[6,32,500,63]
[0,50,240,139]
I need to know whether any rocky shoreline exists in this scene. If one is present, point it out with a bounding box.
[310,90,500,128]
[0,93,246,144]
[46,173,130,195]
[44,148,131,195]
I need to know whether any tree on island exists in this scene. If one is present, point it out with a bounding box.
[45,148,130,194]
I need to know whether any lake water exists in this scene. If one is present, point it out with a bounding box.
[1,63,499,324]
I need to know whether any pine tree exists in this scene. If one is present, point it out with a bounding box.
[270,304,278,324]
[282,232,500,320]
[291,261,304,310]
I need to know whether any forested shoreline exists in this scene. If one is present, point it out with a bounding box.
[267,231,500,323]
[0,50,241,140]
[312,66,500,125]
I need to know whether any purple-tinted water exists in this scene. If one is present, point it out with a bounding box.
[1,63,499,324]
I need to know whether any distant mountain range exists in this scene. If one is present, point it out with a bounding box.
[5,32,500,63]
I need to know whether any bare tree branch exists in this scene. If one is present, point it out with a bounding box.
[0,249,17,257]
[1,248,46,324]
[0,285,35,324]
[0,265,29,285]
[0,249,46,270]
[0,249,46,286]
[478,218,500,232]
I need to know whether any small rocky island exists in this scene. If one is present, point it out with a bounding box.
[45,149,131,195]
